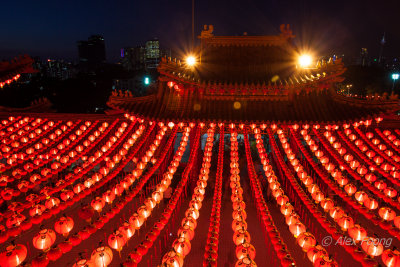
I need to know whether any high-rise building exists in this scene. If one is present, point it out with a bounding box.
[145,38,160,70]
[120,39,169,71]
[378,32,386,64]
[358,48,369,66]
[77,35,106,70]
[45,59,74,80]
[120,46,146,71]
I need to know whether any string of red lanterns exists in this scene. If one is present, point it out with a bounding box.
[355,128,400,169]
[203,125,224,266]
[270,127,369,265]
[1,119,77,172]
[69,124,167,250]
[317,129,400,224]
[375,129,400,160]
[25,122,154,265]
[128,125,200,266]
[0,120,117,220]
[2,116,400,266]
[161,127,214,266]
[313,128,400,213]
[254,127,335,266]
[107,126,191,255]
[229,128,258,266]
[0,118,52,158]
[0,121,141,245]
[1,119,58,165]
[292,127,399,264]
[0,120,101,205]
[338,130,399,186]
[0,117,33,141]
[0,73,21,88]
[245,128,296,266]
[70,125,178,266]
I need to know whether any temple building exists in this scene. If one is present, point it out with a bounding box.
[1,25,400,267]
[108,25,397,124]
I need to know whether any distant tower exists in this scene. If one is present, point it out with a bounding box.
[378,32,386,64]
[77,35,106,71]
[359,48,368,66]
[145,38,160,70]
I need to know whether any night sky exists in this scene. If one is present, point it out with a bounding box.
[1,0,399,62]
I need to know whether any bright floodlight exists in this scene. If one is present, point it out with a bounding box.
[392,73,400,81]
[186,55,196,67]
[299,55,312,68]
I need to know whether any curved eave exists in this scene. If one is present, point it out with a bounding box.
[107,91,398,125]
[157,60,346,91]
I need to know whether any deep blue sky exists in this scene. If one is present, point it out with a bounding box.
[1,0,399,62]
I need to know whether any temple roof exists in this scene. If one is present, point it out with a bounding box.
[0,55,37,87]
[109,25,399,123]
[107,89,398,124]
[159,25,345,87]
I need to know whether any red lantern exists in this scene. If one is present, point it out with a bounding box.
[29,204,46,217]
[297,232,316,252]
[172,237,191,257]
[6,213,26,228]
[320,198,334,211]
[45,197,60,209]
[348,224,367,243]
[108,231,126,251]
[236,243,256,260]
[365,173,377,183]
[91,246,113,267]
[344,184,356,196]
[307,245,328,263]
[235,256,257,266]
[119,222,135,240]
[382,249,400,267]
[103,190,115,204]
[280,203,294,216]
[379,207,396,221]
[161,251,183,267]
[364,198,379,210]
[33,229,56,251]
[54,216,74,237]
[0,244,27,267]
[354,191,368,203]
[233,229,251,246]
[384,187,397,198]
[329,207,345,220]
[338,215,354,230]
[362,237,384,256]
[289,222,306,238]
[91,197,105,213]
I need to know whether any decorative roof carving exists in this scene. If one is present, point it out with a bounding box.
[279,24,295,39]
[199,25,214,39]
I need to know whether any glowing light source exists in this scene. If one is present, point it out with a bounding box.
[144,76,150,85]
[299,55,312,68]
[186,55,197,67]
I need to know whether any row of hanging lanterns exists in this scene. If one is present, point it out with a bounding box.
[255,128,336,266]
[108,126,190,256]
[162,127,214,266]
[229,130,257,266]
[297,127,400,263]
[203,127,224,267]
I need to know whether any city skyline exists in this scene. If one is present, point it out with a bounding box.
[1,0,399,62]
